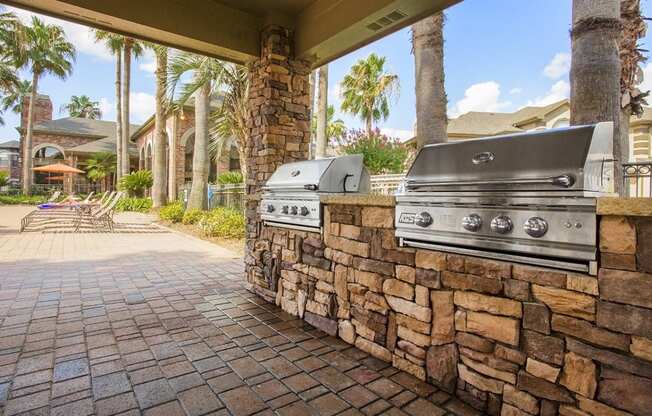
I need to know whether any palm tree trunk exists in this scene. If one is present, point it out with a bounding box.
[22,72,39,195]
[365,117,373,136]
[570,0,622,193]
[152,48,168,207]
[187,81,210,210]
[413,13,448,149]
[309,70,316,159]
[315,65,328,159]
[115,50,123,180]
[121,39,132,177]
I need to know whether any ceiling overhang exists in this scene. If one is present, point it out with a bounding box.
[2,0,460,67]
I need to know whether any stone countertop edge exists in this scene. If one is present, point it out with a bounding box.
[320,194,396,207]
[597,197,652,217]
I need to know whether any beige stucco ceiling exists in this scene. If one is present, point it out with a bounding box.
[2,0,460,66]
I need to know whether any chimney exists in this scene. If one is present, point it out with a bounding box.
[21,94,53,129]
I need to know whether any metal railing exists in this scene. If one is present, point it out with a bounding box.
[208,183,245,210]
[623,161,652,197]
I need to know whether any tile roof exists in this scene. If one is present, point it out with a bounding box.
[33,117,139,139]
[0,140,19,149]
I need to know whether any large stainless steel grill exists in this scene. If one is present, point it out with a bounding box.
[261,154,370,232]
[395,122,615,274]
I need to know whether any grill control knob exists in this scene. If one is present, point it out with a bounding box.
[281,205,289,214]
[290,206,298,215]
[523,217,548,238]
[300,206,310,216]
[266,204,275,213]
[462,214,482,232]
[490,215,513,234]
[415,212,433,228]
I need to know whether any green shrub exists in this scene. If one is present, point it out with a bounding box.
[115,197,152,213]
[182,208,205,225]
[119,170,153,197]
[159,201,184,223]
[0,194,48,205]
[0,171,8,187]
[337,129,408,174]
[198,207,245,238]
[216,171,243,185]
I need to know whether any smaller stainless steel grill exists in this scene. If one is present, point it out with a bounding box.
[261,154,370,232]
[395,122,615,274]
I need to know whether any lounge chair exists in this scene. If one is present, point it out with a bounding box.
[47,190,62,203]
[73,191,124,232]
[20,191,113,232]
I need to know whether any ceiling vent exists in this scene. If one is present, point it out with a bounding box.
[365,9,408,32]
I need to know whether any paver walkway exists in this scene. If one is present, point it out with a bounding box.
[0,206,474,416]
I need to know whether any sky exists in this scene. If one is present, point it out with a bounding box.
[1,0,651,142]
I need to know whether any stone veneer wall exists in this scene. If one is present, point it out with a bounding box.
[247,199,652,416]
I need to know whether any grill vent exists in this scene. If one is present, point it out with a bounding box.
[366,9,408,32]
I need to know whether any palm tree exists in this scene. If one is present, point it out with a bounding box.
[412,13,447,149]
[147,43,169,207]
[209,63,248,180]
[311,105,346,143]
[17,17,75,195]
[340,53,399,135]
[93,30,124,179]
[85,151,116,191]
[61,95,102,119]
[570,0,622,194]
[1,79,31,114]
[120,37,144,177]
[0,12,23,126]
[168,52,227,210]
[315,64,329,159]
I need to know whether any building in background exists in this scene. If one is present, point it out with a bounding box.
[0,139,20,185]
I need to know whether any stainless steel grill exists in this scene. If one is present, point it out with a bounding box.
[261,154,370,232]
[395,122,615,274]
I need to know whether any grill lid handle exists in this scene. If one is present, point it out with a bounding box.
[406,174,576,189]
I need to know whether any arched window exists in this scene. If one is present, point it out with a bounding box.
[552,118,570,129]
[32,144,66,185]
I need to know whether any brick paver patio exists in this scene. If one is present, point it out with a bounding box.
[0,206,474,416]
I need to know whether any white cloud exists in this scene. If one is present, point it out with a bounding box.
[129,92,155,123]
[543,53,571,80]
[6,6,113,61]
[449,81,511,118]
[638,62,652,93]
[380,127,414,142]
[138,49,156,74]
[509,87,523,95]
[99,97,113,120]
[527,80,570,107]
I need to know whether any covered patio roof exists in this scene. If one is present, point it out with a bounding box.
[2,0,460,66]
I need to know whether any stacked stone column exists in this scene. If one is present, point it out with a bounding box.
[244,25,311,292]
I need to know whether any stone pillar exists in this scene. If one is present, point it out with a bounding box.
[244,25,312,293]
[168,116,178,201]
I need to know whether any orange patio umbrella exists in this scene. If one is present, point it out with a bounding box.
[32,163,85,174]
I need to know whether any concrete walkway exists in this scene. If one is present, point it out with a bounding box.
[0,206,473,416]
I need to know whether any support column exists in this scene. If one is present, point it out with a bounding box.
[168,116,178,201]
[244,25,312,294]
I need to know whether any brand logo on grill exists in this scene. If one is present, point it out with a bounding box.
[290,170,300,177]
[398,213,415,224]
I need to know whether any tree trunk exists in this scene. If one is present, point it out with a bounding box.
[309,70,316,159]
[315,65,328,159]
[152,48,168,207]
[115,50,123,181]
[413,13,448,149]
[570,0,622,194]
[365,117,373,136]
[22,72,39,195]
[121,39,132,177]
[187,81,210,210]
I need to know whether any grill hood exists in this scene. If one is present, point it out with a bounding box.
[403,122,614,195]
[263,154,370,194]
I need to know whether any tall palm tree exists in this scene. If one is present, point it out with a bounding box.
[17,17,75,195]
[1,79,31,114]
[209,63,248,180]
[315,64,328,159]
[0,12,24,126]
[147,43,169,207]
[61,95,102,119]
[93,30,125,179]
[340,53,399,135]
[168,52,227,210]
[412,13,447,149]
[570,0,622,194]
[120,37,144,177]
[85,151,116,191]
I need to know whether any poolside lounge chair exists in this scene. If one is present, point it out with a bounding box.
[47,190,62,203]
[73,191,124,232]
[20,191,114,232]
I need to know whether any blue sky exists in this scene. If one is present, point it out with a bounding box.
[1,0,651,142]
